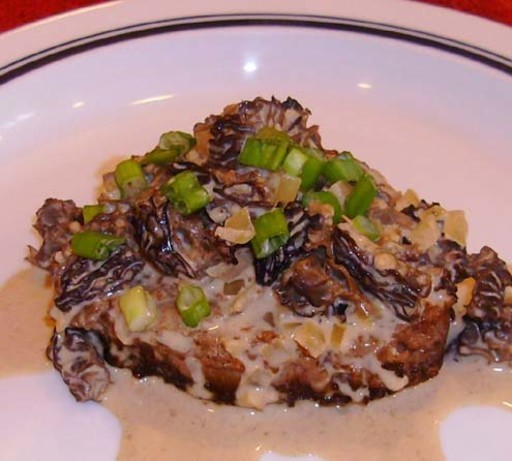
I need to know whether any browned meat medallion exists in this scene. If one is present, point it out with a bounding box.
[28,96,512,408]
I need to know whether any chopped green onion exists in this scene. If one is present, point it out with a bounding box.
[253,138,287,171]
[303,191,343,224]
[281,146,325,190]
[239,137,289,171]
[158,131,196,155]
[323,157,364,183]
[82,204,104,224]
[239,138,260,166]
[71,231,125,260]
[344,175,378,218]
[352,215,380,241]
[252,233,289,259]
[161,170,211,215]
[177,285,211,328]
[282,146,309,177]
[251,208,290,259]
[141,131,195,166]
[300,150,325,191]
[114,158,147,198]
[141,147,180,166]
[119,286,158,332]
[162,170,198,195]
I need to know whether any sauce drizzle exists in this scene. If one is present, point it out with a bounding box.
[1,268,511,461]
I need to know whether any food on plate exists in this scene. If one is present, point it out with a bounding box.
[28,97,512,409]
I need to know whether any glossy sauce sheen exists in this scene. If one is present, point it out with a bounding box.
[1,268,511,461]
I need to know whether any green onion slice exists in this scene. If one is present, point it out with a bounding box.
[281,146,325,191]
[239,138,261,167]
[82,204,104,224]
[323,157,364,183]
[71,231,125,260]
[239,137,289,171]
[352,215,381,241]
[141,131,195,166]
[251,208,290,259]
[177,285,211,328]
[114,158,147,199]
[160,170,211,215]
[119,286,158,332]
[282,146,309,177]
[300,150,325,192]
[158,131,196,155]
[303,191,343,224]
[141,147,180,166]
[344,174,378,218]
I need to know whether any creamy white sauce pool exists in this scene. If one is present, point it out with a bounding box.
[1,268,512,461]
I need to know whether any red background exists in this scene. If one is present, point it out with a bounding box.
[1,0,511,33]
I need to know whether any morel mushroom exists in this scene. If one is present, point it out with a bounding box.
[332,225,432,320]
[134,191,233,278]
[457,246,512,362]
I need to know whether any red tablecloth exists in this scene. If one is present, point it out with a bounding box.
[1,0,511,33]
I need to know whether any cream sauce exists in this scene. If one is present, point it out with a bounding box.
[1,268,512,461]
[0,268,53,376]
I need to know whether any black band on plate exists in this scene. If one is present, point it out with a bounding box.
[1,13,511,84]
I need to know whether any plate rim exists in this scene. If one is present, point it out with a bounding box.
[0,1,512,458]
[1,12,511,85]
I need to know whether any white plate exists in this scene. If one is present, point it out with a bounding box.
[0,1,511,460]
